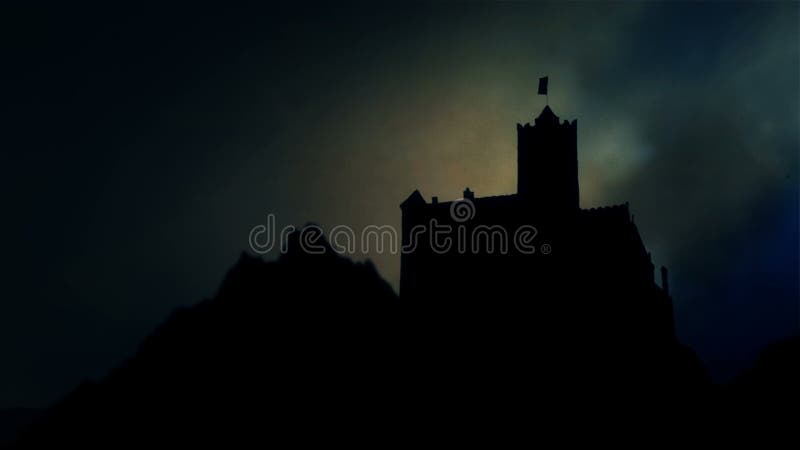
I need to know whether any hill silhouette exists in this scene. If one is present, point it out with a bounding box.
[726,336,800,404]
[9,227,761,447]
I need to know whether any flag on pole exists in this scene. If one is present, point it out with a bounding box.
[538,76,548,95]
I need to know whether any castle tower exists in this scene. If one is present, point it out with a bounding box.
[517,105,579,215]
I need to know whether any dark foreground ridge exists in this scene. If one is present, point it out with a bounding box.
[8,231,798,446]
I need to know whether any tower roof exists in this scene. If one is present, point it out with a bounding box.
[535,105,560,125]
[400,189,426,209]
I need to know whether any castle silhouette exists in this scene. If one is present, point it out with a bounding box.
[401,105,675,346]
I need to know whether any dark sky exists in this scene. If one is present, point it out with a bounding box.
[2,2,798,408]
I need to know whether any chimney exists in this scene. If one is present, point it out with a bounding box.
[660,266,669,295]
[463,188,474,200]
